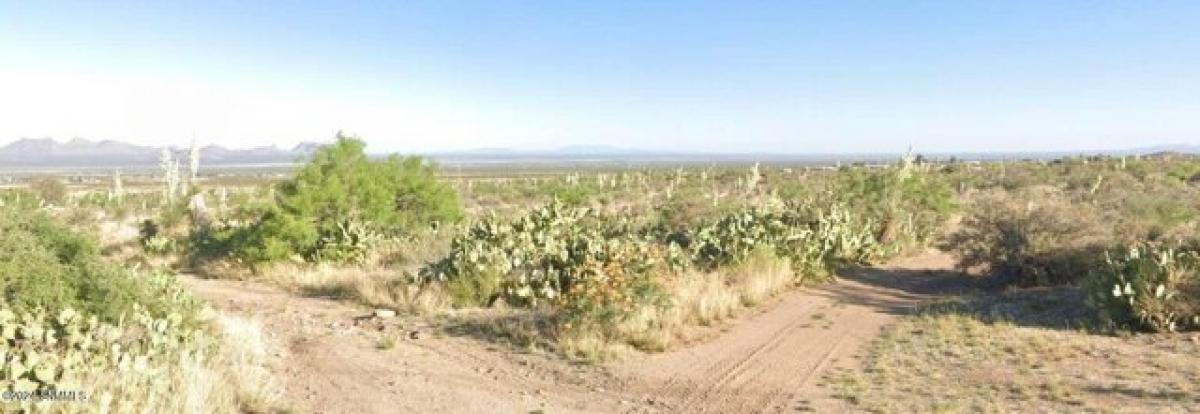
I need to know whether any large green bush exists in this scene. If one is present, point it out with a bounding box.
[206,134,463,264]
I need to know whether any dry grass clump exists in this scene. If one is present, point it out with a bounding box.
[664,271,741,326]
[192,228,453,313]
[174,315,282,413]
[725,249,796,306]
[210,314,281,412]
[613,250,795,355]
[155,314,281,413]
[73,314,281,413]
[449,305,642,362]
[578,250,797,359]
[248,262,448,313]
[664,249,795,327]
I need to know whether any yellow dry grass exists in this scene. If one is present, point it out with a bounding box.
[582,249,799,359]
[233,262,448,314]
[77,314,280,413]
[832,295,1200,413]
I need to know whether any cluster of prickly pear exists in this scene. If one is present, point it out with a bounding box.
[423,182,939,331]
[314,218,385,264]
[1087,243,1200,332]
[1,304,211,412]
[686,202,886,274]
[688,206,792,268]
[422,199,678,322]
[1,267,212,413]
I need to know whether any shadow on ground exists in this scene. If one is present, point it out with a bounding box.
[807,262,975,316]
[922,286,1098,330]
[439,309,563,356]
[820,256,1097,331]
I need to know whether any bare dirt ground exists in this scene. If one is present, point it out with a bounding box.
[182,249,964,413]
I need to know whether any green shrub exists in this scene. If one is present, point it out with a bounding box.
[651,186,735,236]
[207,134,463,264]
[827,167,956,249]
[138,219,179,254]
[1121,195,1198,240]
[550,184,596,206]
[0,206,198,324]
[1086,243,1200,332]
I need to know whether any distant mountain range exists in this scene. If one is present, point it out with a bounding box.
[427,143,1200,166]
[0,138,320,167]
[0,138,1197,169]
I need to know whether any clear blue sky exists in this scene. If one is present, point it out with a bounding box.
[1,1,1197,153]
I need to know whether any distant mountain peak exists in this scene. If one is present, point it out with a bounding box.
[291,142,326,154]
[0,137,316,167]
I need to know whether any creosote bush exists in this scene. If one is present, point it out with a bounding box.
[29,177,68,206]
[947,188,1110,286]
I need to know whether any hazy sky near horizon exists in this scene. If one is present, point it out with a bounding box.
[1,1,1198,153]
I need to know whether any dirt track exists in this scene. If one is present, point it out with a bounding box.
[182,249,963,413]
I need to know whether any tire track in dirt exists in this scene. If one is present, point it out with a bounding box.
[662,298,829,411]
[181,276,628,413]
[610,249,964,413]
[181,249,963,413]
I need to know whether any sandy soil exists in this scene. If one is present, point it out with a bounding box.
[182,249,963,413]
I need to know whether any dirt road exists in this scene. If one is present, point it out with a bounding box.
[182,249,963,413]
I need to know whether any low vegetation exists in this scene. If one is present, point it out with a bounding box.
[943,156,1200,332]
[0,206,275,412]
[422,164,953,359]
